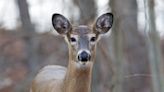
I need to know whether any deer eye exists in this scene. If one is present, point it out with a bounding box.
[70,37,76,42]
[90,37,96,42]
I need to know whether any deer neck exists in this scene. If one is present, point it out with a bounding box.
[63,48,93,92]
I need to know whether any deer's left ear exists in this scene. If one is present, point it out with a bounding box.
[93,13,113,34]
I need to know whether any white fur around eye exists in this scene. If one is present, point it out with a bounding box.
[70,35,78,45]
[88,34,97,44]
[90,37,96,42]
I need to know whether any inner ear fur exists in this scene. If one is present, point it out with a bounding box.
[93,13,113,34]
[52,13,72,35]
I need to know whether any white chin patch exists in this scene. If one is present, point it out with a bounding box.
[76,61,89,69]
[79,61,87,65]
[75,61,94,70]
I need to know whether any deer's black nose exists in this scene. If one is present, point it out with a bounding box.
[78,51,91,62]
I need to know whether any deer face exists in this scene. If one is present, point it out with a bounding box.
[52,13,113,65]
[68,25,97,64]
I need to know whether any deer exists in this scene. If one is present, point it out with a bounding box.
[30,12,113,92]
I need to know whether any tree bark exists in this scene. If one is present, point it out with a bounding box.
[16,0,39,91]
[110,0,150,92]
[17,0,39,71]
[144,0,164,92]
[17,0,34,34]
[73,0,96,25]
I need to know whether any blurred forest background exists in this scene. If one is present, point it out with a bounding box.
[0,0,164,92]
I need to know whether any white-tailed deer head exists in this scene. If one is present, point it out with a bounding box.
[52,13,113,66]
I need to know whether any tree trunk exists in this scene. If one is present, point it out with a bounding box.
[17,0,34,34]
[17,0,39,72]
[110,0,150,92]
[73,0,96,25]
[16,0,39,91]
[144,0,164,92]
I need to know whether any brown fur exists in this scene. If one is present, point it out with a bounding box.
[31,55,94,92]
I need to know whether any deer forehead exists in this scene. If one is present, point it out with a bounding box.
[71,25,94,35]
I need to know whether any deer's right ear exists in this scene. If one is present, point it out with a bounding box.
[52,13,72,35]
